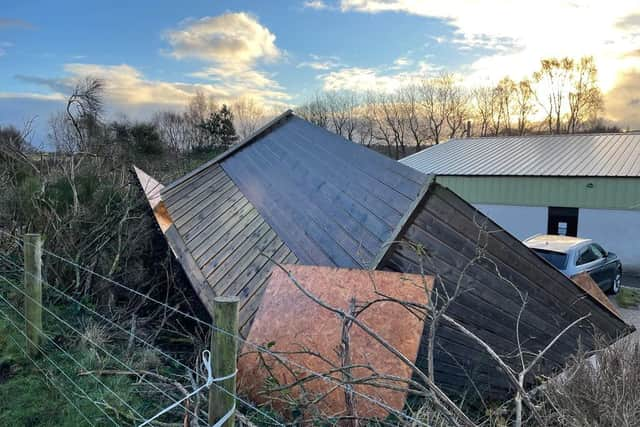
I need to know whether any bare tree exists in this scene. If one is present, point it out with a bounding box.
[231,97,267,139]
[354,101,376,148]
[324,91,359,142]
[57,77,106,215]
[399,85,430,150]
[153,111,190,152]
[515,79,536,135]
[534,58,574,134]
[472,87,494,137]
[297,92,330,129]
[493,77,516,136]
[420,74,466,144]
[184,90,218,150]
[444,81,470,139]
[567,56,603,133]
[66,77,105,153]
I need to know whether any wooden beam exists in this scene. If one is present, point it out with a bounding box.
[370,174,435,269]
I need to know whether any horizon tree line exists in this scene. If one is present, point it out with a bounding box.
[298,56,617,159]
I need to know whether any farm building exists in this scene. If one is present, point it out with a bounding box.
[134,111,632,403]
[401,133,640,272]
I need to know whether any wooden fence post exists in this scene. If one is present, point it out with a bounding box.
[23,233,42,356]
[209,296,239,427]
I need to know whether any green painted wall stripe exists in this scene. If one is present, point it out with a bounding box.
[435,176,640,210]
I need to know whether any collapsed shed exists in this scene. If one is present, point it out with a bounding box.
[134,110,633,402]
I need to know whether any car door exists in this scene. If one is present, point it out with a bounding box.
[576,244,608,288]
[592,243,617,288]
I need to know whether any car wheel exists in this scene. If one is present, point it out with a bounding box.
[608,267,622,295]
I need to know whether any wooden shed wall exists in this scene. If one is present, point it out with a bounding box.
[379,182,632,399]
[161,164,298,333]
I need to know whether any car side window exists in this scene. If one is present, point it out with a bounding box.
[576,246,599,265]
[590,244,605,259]
[592,244,607,258]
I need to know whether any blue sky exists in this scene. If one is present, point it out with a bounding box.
[1,0,639,145]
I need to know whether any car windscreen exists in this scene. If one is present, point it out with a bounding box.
[533,249,568,270]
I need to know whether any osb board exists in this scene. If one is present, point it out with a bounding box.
[238,265,432,422]
[571,273,622,319]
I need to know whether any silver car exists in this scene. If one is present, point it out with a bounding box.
[523,235,622,294]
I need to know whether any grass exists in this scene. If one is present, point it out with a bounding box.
[0,278,187,427]
[615,286,640,309]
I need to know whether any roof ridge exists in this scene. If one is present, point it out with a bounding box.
[447,132,638,143]
[162,109,294,194]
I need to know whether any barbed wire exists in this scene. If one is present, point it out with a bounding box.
[1,229,428,426]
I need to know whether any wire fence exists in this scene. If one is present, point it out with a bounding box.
[0,229,428,426]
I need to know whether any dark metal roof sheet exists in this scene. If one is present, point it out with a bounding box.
[220,115,429,268]
[401,133,640,177]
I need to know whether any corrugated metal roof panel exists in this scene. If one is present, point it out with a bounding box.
[401,133,640,177]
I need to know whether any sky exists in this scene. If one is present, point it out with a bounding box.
[1,0,639,146]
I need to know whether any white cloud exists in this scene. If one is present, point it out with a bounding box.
[164,12,280,71]
[304,0,329,10]
[320,61,436,92]
[340,1,640,85]
[298,54,342,70]
[0,41,14,56]
[162,12,288,106]
[391,56,412,69]
[11,63,290,116]
[0,92,65,101]
[5,12,291,117]
[605,69,640,129]
[339,0,640,122]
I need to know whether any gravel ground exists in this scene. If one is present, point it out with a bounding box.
[622,272,640,289]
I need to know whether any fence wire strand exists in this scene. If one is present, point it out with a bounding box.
[1,229,428,426]
[0,253,285,426]
[0,304,118,426]
[0,273,209,426]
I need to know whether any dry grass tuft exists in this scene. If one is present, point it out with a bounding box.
[540,337,640,426]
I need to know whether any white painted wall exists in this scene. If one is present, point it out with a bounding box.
[474,204,547,240]
[473,203,640,273]
[579,208,640,272]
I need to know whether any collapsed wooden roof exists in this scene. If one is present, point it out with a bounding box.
[134,110,633,401]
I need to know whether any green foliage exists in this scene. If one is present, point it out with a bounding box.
[130,123,165,156]
[0,281,194,426]
[197,104,238,151]
[615,286,640,309]
[0,299,142,426]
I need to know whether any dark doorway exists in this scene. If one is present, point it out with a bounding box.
[547,207,579,236]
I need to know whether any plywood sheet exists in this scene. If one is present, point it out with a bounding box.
[238,265,431,422]
[571,273,622,319]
